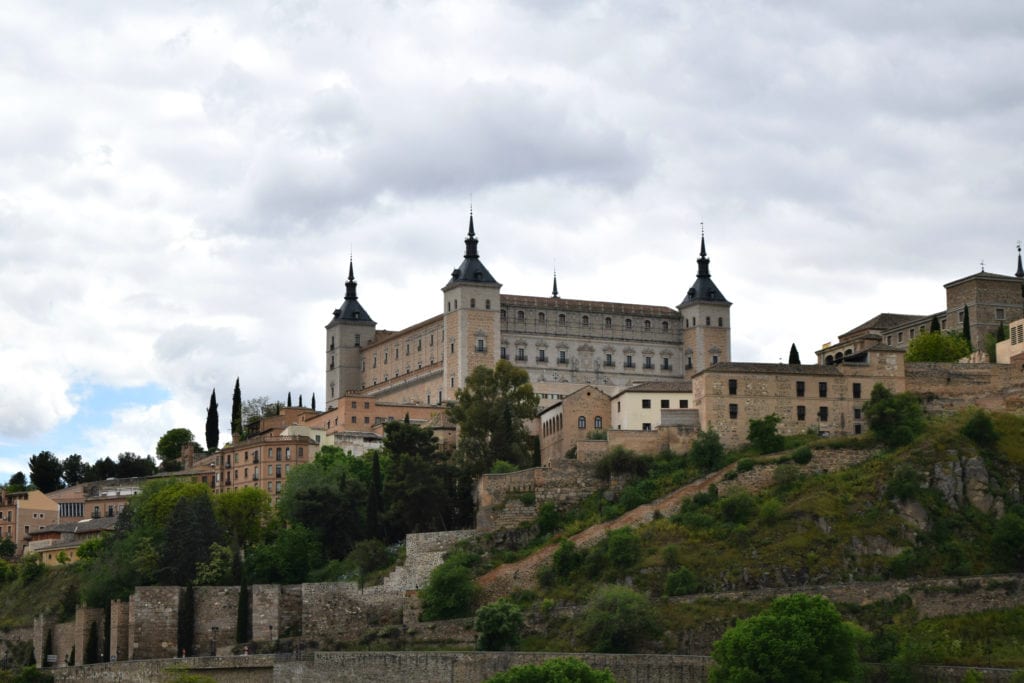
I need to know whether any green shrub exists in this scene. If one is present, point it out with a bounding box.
[690,429,725,471]
[720,492,758,525]
[552,540,584,579]
[772,463,802,492]
[580,585,659,653]
[736,458,755,473]
[595,447,650,480]
[991,513,1024,571]
[490,460,517,474]
[886,465,923,502]
[518,491,536,506]
[420,559,479,620]
[962,410,998,448]
[759,498,783,525]
[748,414,785,454]
[536,502,561,535]
[791,446,813,465]
[475,598,523,651]
[605,528,641,569]
[485,657,615,682]
[864,384,924,447]
[587,430,608,441]
[665,566,700,596]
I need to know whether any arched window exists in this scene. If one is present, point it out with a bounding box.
[605,317,612,328]
[582,315,589,326]
[538,312,546,323]
[578,416,586,429]
[517,310,525,321]
[558,314,566,325]
[644,320,651,330]
[662,321,669,331]
[625,318,633,329]
[594,416,603,429]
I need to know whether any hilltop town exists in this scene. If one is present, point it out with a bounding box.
[3,219,1024,681]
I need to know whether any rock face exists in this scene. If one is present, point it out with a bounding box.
[928,453,1002,516]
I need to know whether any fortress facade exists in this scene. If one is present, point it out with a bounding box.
[324,214,732,410]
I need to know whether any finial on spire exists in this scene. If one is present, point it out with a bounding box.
[552,266,559,299]
[348,254,354,282]
[1016,241,1023,278]
[699,221,707,258]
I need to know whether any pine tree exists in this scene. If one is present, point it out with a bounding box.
[231,378,242,440]
[205,389,219,452]
[962,305,972,351]
[788,343,801,365]
[287,392,292,407]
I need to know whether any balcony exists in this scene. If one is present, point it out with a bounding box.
[557,358,568,365]
[603,361,616,367]
[624,361,636,369]
[536,356,548,363]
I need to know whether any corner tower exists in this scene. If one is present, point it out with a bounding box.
[325,259,377,410]
[678,233,732,374]
[441,212,502,402]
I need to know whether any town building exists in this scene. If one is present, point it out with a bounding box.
[25,516,118,566]
[324,215,732,411]
[608,381,695,432]
[0,489,59,557]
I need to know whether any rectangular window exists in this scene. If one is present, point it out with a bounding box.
[476,338,485,352]
[853,383,861,399]
[558,350,567,364]
[797,405,806,421]
[642,423,652,431]
[364,402,370,409]
[819,382,828,398]
[729,404,738,419]
[604,353,614,367]
[501,346,507,359]
[796,381,805,397]
[625,355,634,368]
[351,416,357,423]
[996,308,1005,320]
[679,400,688,408]
[351,401,357,409]
[854,424,862,434]
[537,349,547,362]
[728,379,737,395]
[641,399,651,408]
[660,399,670,408]
[886,335,892,345]
[643,356,654,369]
[661,357,671,370]
[516,348,526,361]
[819,406,829,421]
[897,331,903,343]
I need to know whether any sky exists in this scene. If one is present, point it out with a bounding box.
[2,1,1023,481]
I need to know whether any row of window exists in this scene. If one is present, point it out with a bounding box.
[726,380,861,400]
[638,398,690,409]
[503,348,674,371]
[727,404,864,424]
[447,298,493,311]
[503,310,675,331]
[228,446,301,465]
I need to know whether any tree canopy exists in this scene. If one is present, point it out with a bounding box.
[486,658,615,683]
[155,428,195,470]
[905,331,971,362]
[447,360,539,474]
[710,594,860,683]
[205,389,219,452]
[863,383,924,447]
[748,414,784,454]
[28,451,63,492]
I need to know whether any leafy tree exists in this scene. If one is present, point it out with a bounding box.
[689,428,724,471]
[905,331,971,362]
[930,315,941,332]
[475,598,523,651]
[721,492,759,524]
[709,593,860,683]
[748,413,784,454]
[420,556,479,620]
[447,360,540,474]
[115,452,158,478]
[242,396,273,431]
[665,566,700,596]
[382,419,450,537]
[158,490,222,585]
[788,343,801,365]
[231,377,242,439]
[0,536,16,560]
[962,410,998,448]
[214,487,272,552]
[29,451,63,492]
[156,428,195,471]
[579,585,659,653]
[346,539,391,588]
[485,657,615,683]
[85,458,117,481]
[552,539,584,579]
[863,384,924,447]
[6,471,28,492]
[991,512,1024,571]
[61,454,88,487]
[205,389,219,452]
[246,524,323,584]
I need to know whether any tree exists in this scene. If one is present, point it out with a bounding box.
[214,487,272,553]
[382,419,450,536]
[475,598,523,651]
[346,539,391,588]
[28,451,64,492]
[241,396,272,433]
[231,378,242,439]
[0,536,16,559]
[984,322,1008,362]
[367,451,382,539]
[5,471,27,492]
[689,428,724,471]
[863,384,924,447]
[156,428,195,471]
[116,452,158,478]
[287,392,292,408]
[579,585,659,653]
[485,658,615,683]
[85,457,117,481]
[311,393,316,411]
[905,331,971,362]
[962,304,972,351]
[788,343,801,365]
[158,490,222,585]
[991,512,1024,571]
[709,593,860,683]
[748,414,784,454]
[61,454,88,487]
[205,389,219,452]
[930,315,941,333]
[447,360,540,474]
[420,557,479,620]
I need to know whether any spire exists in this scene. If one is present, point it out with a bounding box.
[344,256,358,301]
[464,209,479,259]
[696,222,711,278]
[552,269,559,299]
[1016,241,1023,278]
[329,255,375,324]
[679,226,729,307]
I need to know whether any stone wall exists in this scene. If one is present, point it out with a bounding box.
[109,600,129,662]
[128,586,181,660]
[906,362,1024,412]
[0,625,34,668]
[73,607,105,666]
[33,615,74,668]
[717,449,877,497]
[300,582,405,644]
[476,458,604,530]
[275,651,712,683]
[51,654,275,682]
[193,586,240,654]
[382,530,479,591]
[608,426,696,455]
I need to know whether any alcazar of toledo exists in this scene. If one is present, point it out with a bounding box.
[175,214,1024,509]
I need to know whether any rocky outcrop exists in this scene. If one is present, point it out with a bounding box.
[928,453,1003,516]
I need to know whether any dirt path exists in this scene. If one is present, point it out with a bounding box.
[476,463,737,599]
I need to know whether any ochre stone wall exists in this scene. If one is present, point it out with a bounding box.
[128,586,181,660]
[193,586,240,653]
[607,426,696,456]
[906,362,1024,411]
[109,600,129,662]
[476,459,604,530]
[300,582,404,644]
[73,607,105,665]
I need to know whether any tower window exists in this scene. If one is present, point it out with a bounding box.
[470,298,476,308]
[797,405,806,420]
[578,416,586,429]
[558,314,566,325]
[582,315,589,326]
[712,355,719,364]
[819,382,828,397]
[476,338,486,352]
[517,311,525,321]
[662,321,669,331]
[706,316,711,326]
[625,318,632,329]
[644,320,651,330]
[605,317,612,328]
[728,379,737,395]
[853,383,861,399]
[729,404,738,419]
[718,317,723,326]
[538,312,546,323]
[486,299,491,309]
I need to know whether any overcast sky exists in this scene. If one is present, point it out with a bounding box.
[2,1,1023,481]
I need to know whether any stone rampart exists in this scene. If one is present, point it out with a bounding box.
[33,615,75,668]
[382,529,478,591]
[109,600,129,662]
[275,651,712,683]
[128,586,181,660]
[73,607,105,666]
[907,362,1024,411]
[51,654,275,682]
[301,582,405,644]
[608,426,696,455]
[193,586,240,653]
[476,459,604,530]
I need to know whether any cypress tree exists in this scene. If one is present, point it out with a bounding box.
[962,305,972,350]
[788,343,801,365]
[298,394,303,407]
[311,393,316,411]
[178,585,195,657]
[231,378,242,440]
[236,577,251,643]
[205,389,219,452]
[287,392,292,407]
[930,315,941,332]
[368,452,382,539]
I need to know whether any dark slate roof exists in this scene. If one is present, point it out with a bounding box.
[611,381,693,398]
[34,516,118,536]
[839,313,927,339]
[445,214,499,287]
[501,295,677,317]
[679,235,730,306]
[329,260,375,325]
[695,362,843,377]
